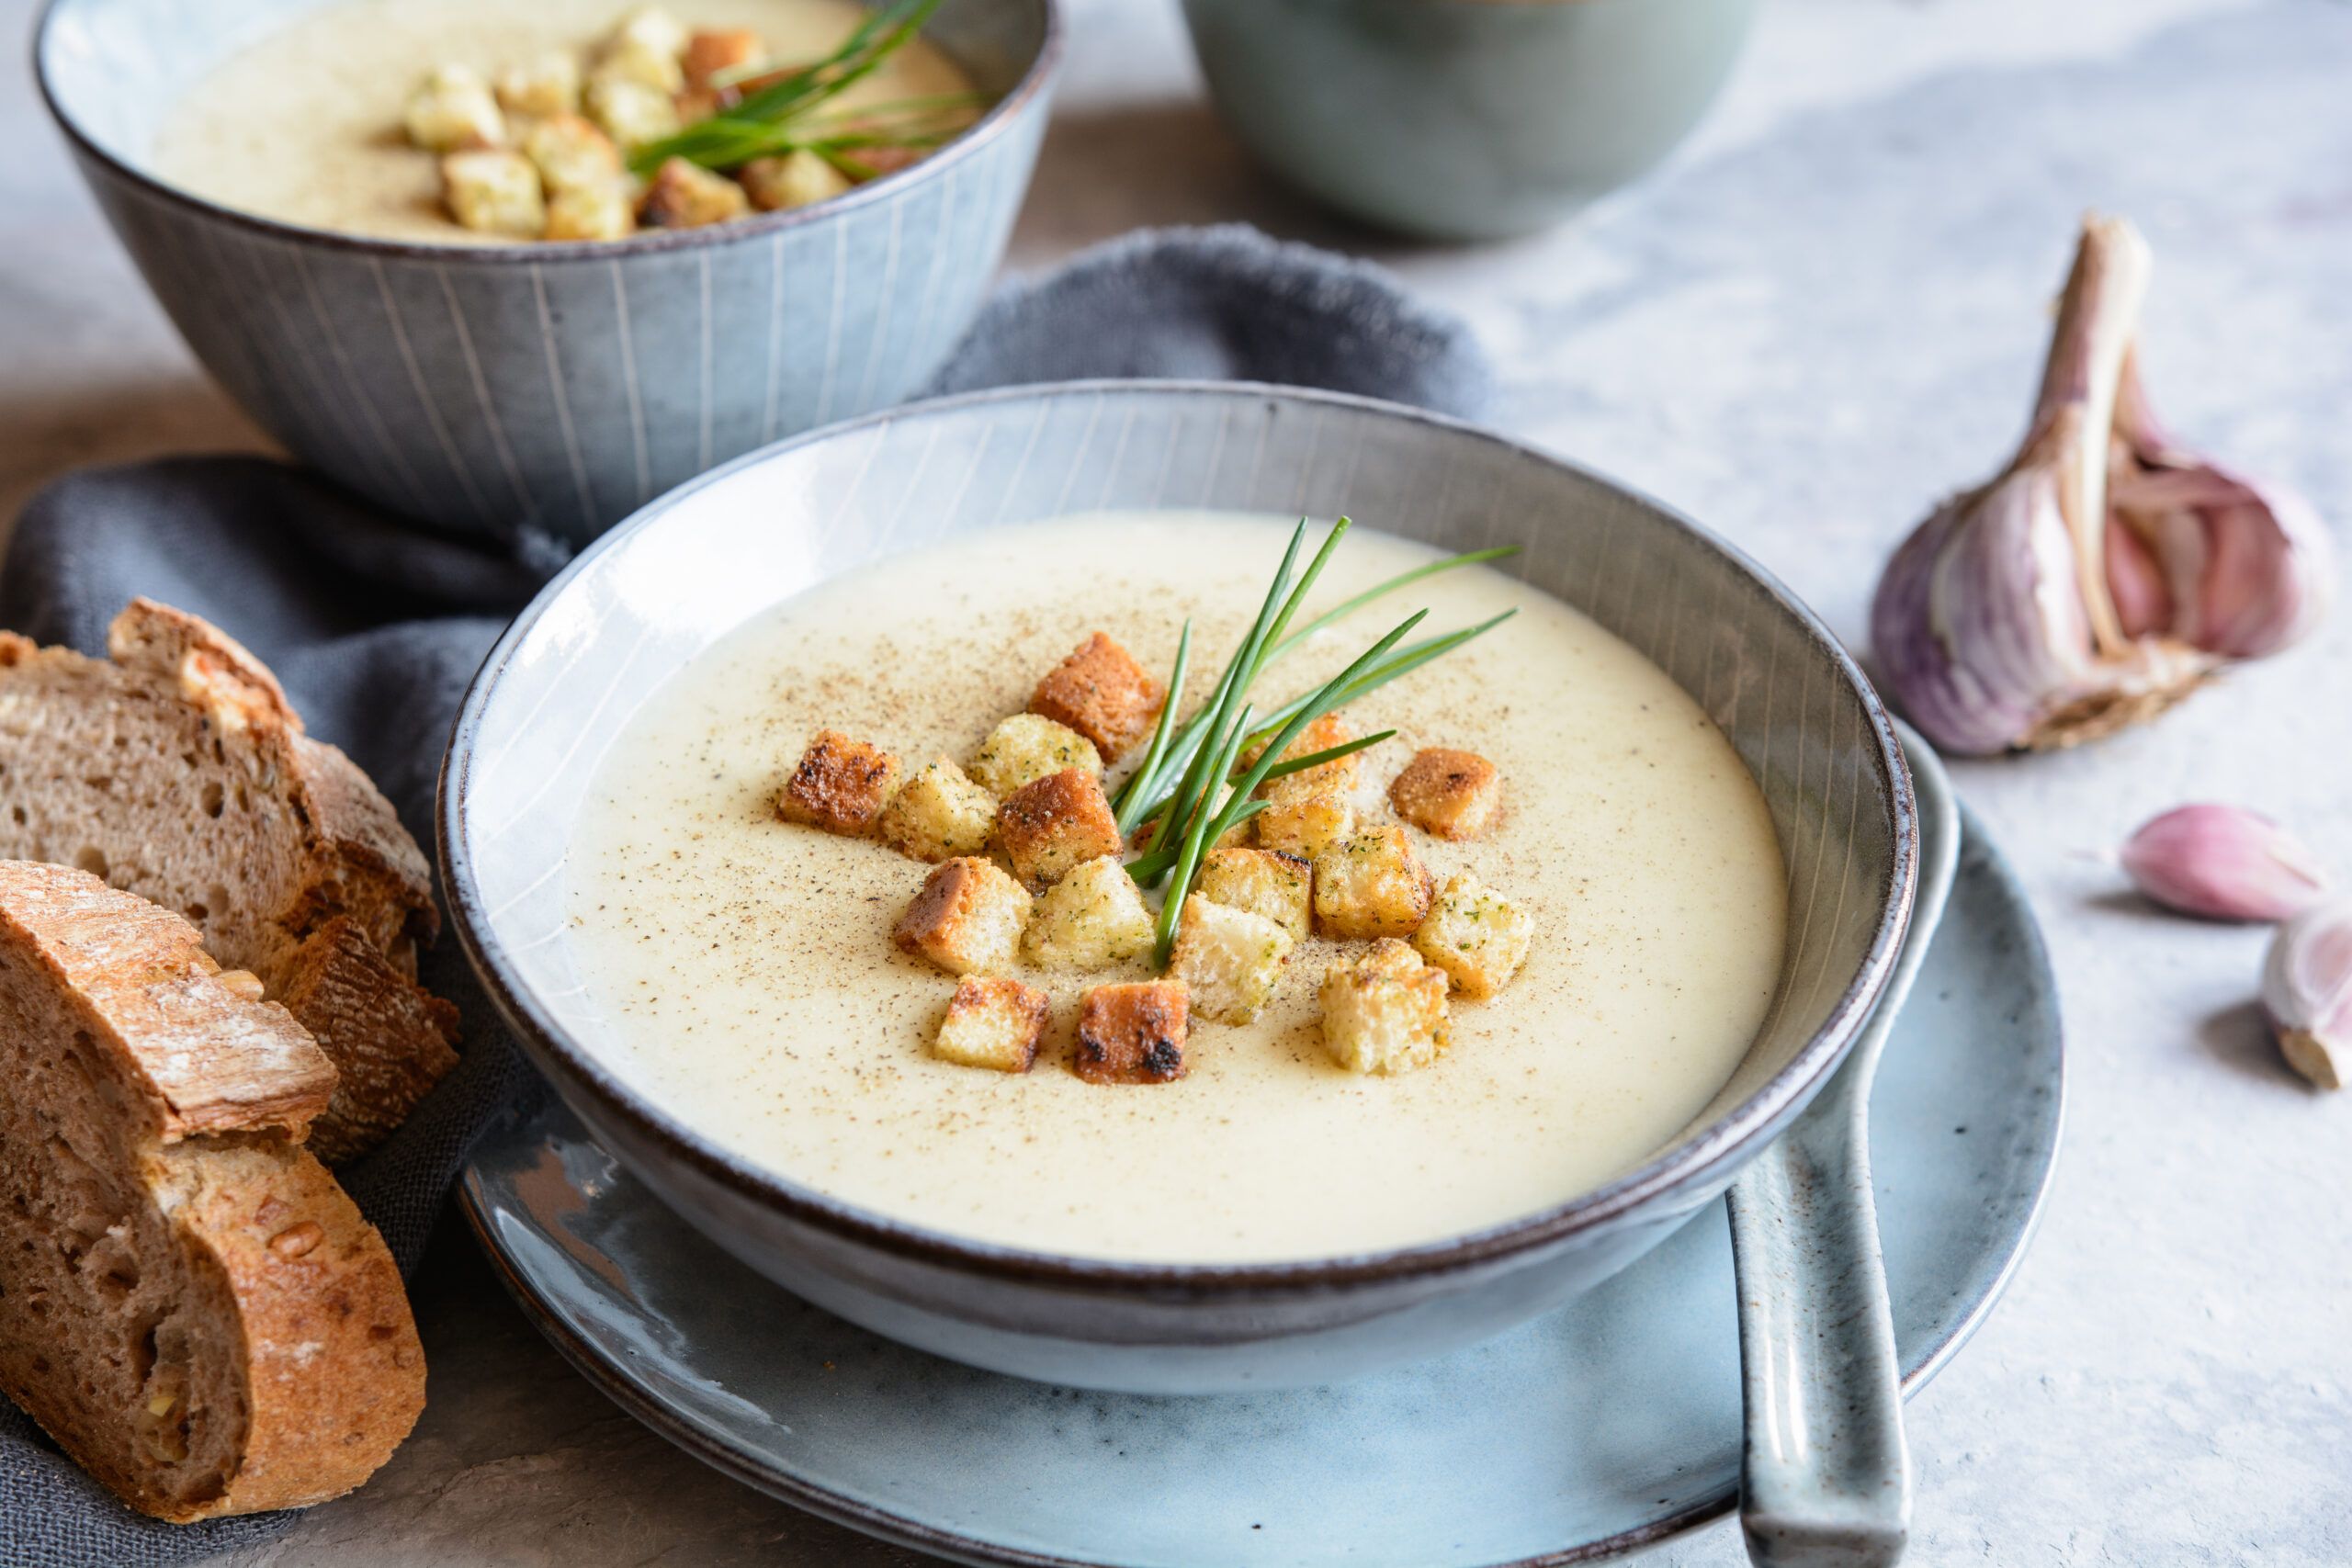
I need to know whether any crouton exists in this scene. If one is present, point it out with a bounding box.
[441,151,545,238]
[1170,895,1294,1025]
[876,758,998,863]
[893,858,1032,976]
[1320,940,1451,1075]
[1073,982,1190,1085]
[1412,874,1532,999]
[1022,856,1154,970]
[497,51,582,118]
[1250,710,1361,793]
[639,157,750,229]
[604,6,689,61]
[585,77,681,148]
[405,64,506,152]
[1029,632,1163,761]
[524,114,623,194]
[997,768,1124,891]
[684,28,763,90]
[775,729,902,837]
[969,713,1102,798]
[1312,824,1435,940]
[933,976,1048,1074]
[1256,783,1356,861]
[545,182,636,242]
[741,150,855,211]
[1194,846,1311,943]
[1390,748,1504,841]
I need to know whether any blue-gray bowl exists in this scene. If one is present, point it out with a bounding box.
[1181,0,1755,242]
[34,0,1062,547]
[439,380,1917,1394]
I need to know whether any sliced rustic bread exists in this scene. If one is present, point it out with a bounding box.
[0,860,424,1520]
[0,601,458,1162]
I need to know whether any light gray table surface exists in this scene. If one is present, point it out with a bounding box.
[6,1,2349,1562]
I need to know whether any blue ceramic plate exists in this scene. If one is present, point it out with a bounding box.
[458,803,2059,1567]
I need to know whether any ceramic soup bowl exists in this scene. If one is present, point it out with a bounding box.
[35,0,1062,547]
[441,380,1917,1394]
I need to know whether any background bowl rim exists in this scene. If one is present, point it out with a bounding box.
[30,0,1065,265]
[437,377,1919,1294]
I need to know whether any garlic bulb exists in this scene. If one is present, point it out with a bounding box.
[2262,900,2352,1089]
[1871,216,2333,755]
[2120,804,2328,921]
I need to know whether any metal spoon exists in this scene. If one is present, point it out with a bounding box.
[1728,724,1960,1567]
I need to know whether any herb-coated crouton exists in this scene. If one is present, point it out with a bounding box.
[1256,783,1356,861]
[545,182,636,241]
[877,758,998,863]
[1390,747,1504,841]
[497,51,582,118]
[683,28,763,90]
[639,157,750,229]
[1073,981,1190,1085]
[741,150,854,211]
[441,151,545,238]
[405,64,506,152]
[1320,941,1450,1075]
[893,858,1032,976]
[1029,632,1163,761]
[605,6,690,61]
[969,713,1102,798]
[1022,856,1154,970]
[1170,895,1294,1025]
[933,976,1048,1073]
[997,768,1124,891]
[585,76,682,148]
[1250,710,1361,793]
[1312,824,1435,940]
[776,729,902,836]
[1194,847,1311,943]
[524,114,623,194]
[1412,873,1532,999]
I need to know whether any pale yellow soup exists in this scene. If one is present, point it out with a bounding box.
[564,514,1788,1264]
[153,0,975,243]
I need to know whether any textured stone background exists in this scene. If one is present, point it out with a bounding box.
[6,0,2349,1562]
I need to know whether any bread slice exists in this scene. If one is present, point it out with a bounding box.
[0,860,424,1520]
[0,601,458,1162]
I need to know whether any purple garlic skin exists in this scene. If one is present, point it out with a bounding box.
[2120,804,2328,922]
[2262,900,2352,1090]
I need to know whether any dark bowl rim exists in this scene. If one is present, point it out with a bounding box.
[30,0,1063,265]
[436,377,1920,1295]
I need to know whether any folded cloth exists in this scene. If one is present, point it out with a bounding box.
[0,224,1488,1567]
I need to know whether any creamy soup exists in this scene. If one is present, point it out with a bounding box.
[564,514,1787,1264]
[153,0,976,243]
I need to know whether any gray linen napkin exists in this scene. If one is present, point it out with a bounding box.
[0,224,1488,1568]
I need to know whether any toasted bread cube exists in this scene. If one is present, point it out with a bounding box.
[1390,747,1503,841]
[998,768,1124,891]
[586,76,682,148]
[605,6,690,61]
[1312,824,1434,940]
[1320,941,1450,1075]
[1412,874,1532,1000]
[877,758,998,863]
[969,713,1102,798]
[741,150,855,211]
[1170,895,1294,1025]
[1029,632,1163,761]
[1073,982,1190,1085]
[1023,855,1154,970]
[497,51,582,118]
[684,28,763,89]
[405,64,506,152]
[639,157,750,228]
[933,976,1049,1073]
[595,37,684,93]
[1256,782,1356,861]
[441,151,545,238]
[545,182,637,241]
[1250,710,1361,793]
[776,729,902,836]
[893,857,1032,976]
[524,113,623,194]
[1194,846,1311,943]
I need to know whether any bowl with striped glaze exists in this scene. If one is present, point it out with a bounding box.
[34,0,1062,547]
[439,379,1919,1395]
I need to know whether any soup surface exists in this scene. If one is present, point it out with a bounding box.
[565,514,1788,1263]
[153,0,975,243]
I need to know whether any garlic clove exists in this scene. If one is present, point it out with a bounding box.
[2261,899,2352,1090]
[2120,804,2328,922]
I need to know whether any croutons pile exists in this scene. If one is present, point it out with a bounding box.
[771,626,1535,1084]
[402,7,914,242]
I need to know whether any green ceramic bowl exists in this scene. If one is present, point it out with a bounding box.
[1181,0,1756,241]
